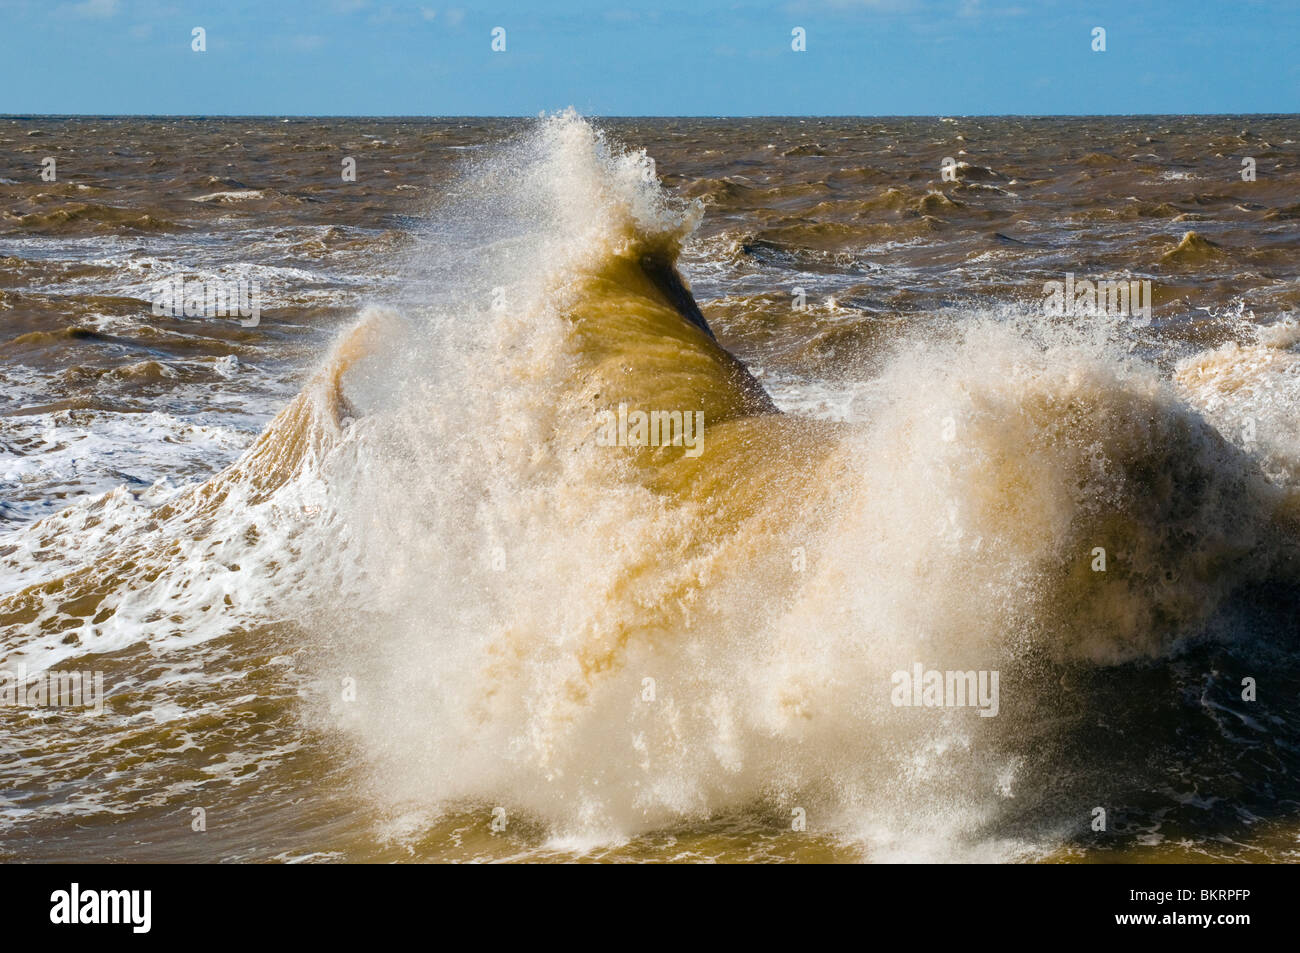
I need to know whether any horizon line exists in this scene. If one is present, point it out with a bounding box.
[2,112,1297,121]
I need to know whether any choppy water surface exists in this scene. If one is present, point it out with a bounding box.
[1,114,1298,862]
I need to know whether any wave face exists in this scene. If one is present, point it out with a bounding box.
[2,113,1300,862]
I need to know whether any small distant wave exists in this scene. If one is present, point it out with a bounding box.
[189,189,268,203]
[2,203,178,234]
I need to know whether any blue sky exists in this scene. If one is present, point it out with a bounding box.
[2,0,1296,116]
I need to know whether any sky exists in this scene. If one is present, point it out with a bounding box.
[1,0,1296,116]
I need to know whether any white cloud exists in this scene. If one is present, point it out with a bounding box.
[64,0,120,17]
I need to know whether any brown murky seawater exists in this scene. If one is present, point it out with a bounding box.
[1,114,1298,863]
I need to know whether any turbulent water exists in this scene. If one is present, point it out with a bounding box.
[1,113,1299,863]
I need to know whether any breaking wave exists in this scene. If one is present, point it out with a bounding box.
[3,112,1299,861]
